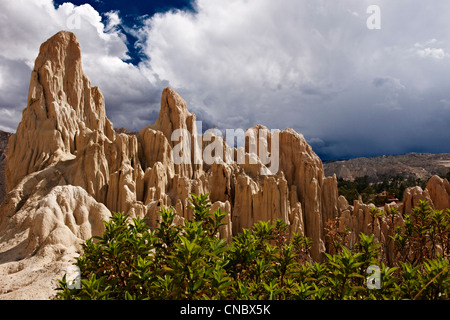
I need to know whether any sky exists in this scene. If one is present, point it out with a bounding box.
[0,0,450,161]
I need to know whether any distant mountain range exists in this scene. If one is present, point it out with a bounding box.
[323,152,450,182]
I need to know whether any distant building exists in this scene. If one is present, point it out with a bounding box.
[372,191,399,206]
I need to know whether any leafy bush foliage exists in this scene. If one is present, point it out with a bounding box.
[391,200,450,266]
[55,194,449,300]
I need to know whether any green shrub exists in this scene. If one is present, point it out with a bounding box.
[55,194,449,300]
[391,200,450,266]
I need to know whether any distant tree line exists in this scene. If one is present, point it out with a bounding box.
[443,171,450,181]
[337,171,450,206]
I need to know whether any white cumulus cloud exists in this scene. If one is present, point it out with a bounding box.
[0,0,163,132]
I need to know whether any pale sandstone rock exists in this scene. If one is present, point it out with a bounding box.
[0,184,110,300]
[1,31,343,298]
[338,195,350,212]
[402,186,433,215]
[5,31,114,193]
[425,175,450,211]
[210,200,232,242]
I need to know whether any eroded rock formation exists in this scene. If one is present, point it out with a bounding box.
[0,31,342,298]
[401,175,450,214]
[1,30,450,300]
[334,174,450,265]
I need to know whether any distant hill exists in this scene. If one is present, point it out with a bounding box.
[323,152,450,182]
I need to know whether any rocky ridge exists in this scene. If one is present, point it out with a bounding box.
[324,153,450,181]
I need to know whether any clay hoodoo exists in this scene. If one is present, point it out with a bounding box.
[0,31,352,298]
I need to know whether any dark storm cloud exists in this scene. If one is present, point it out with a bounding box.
[0,57,31,131]
[1,0,450,160]
[137,0,450,159]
